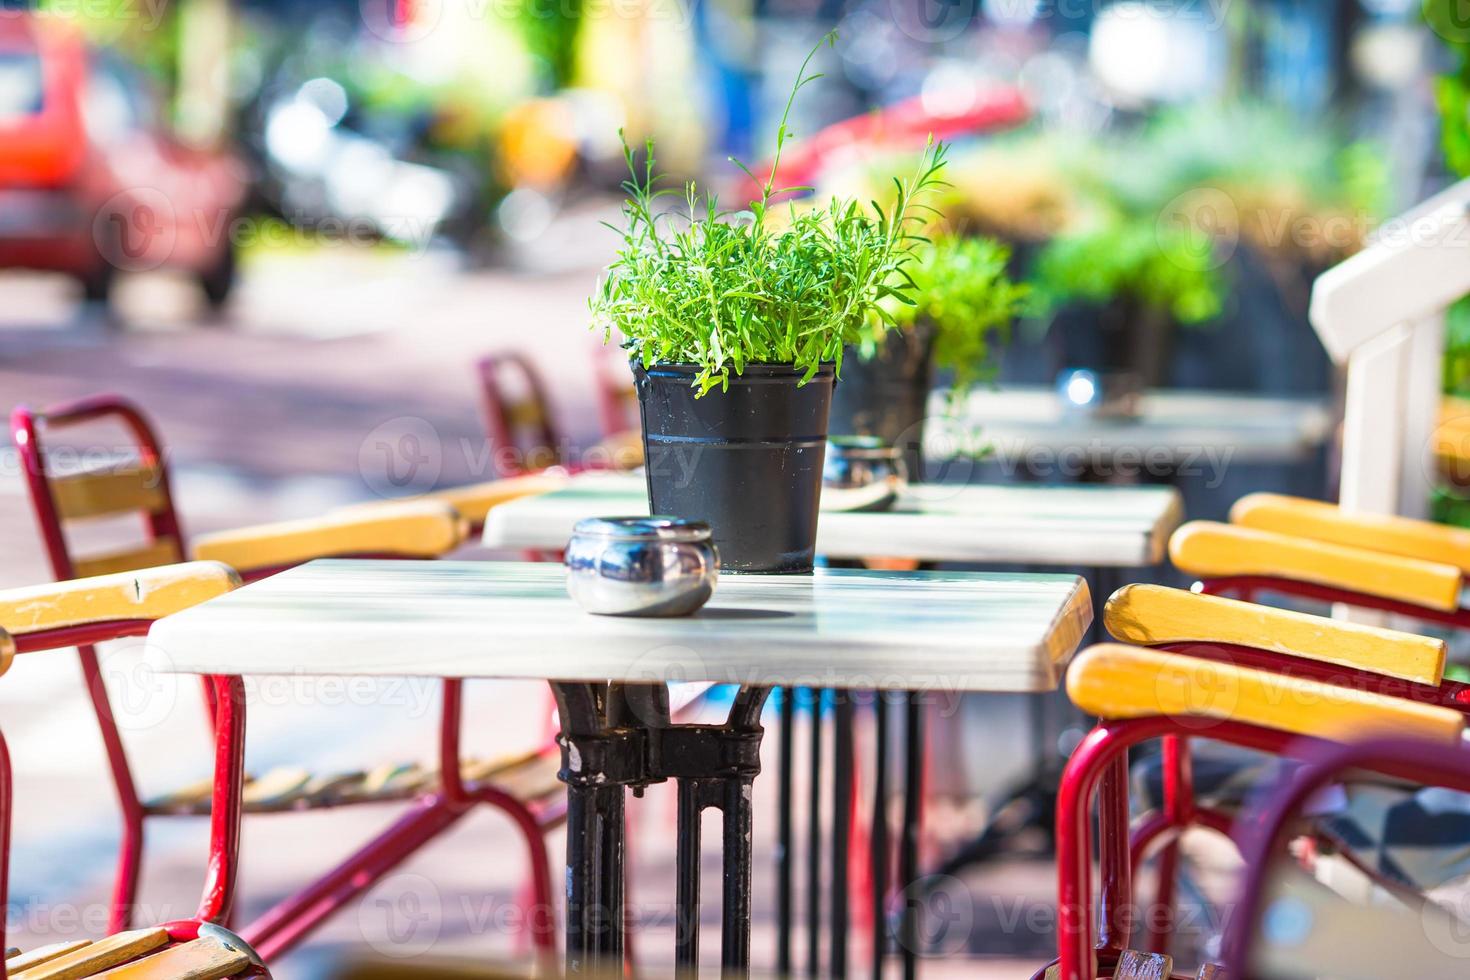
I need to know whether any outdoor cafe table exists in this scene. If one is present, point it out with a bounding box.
[481,473,1184,568]
[145,559,1093,975]
[482,472,1182,975]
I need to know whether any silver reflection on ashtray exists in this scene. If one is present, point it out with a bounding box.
[822,436,907,513]
[565,516,719,617]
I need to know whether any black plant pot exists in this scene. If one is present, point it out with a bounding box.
[829,324,935,482]
[1048,300,1172,385]
[634,361,835,574]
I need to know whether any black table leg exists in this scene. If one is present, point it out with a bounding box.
[676,778,703,974]
[808,688,824,977]
[832,692,854,979]
[554,681,769,977]
[871,693,889,980]
[899,692,925,980]
[555,683,626,975]
[721,774,758,971]
[777,688,795,976]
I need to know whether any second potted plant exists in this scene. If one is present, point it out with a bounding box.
[829,234,1028,480]
[590,34,947,573]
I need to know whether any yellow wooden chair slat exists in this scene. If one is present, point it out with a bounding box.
[1168,521,1464,613]
[1112,950,1172,979]
[1231,492,1470,574]
[87,936,248,980]
[48,462,167,523]
[71,539,185,580]
[5,941,92,973]
[0,563,239,635]
[191,501,465,572]
[9,928,168,980]
[1104,584,1447,686]
[239,767,314,809]
[0,627,13,678]
[469,749,562,802]
[408,473,566,528]
[1066,644,1466,744]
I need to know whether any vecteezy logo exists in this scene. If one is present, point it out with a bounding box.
[360,873,442,957]
[93,188,177,273]
[1426,0,1470,44]
[1156,187,1239,273]
[358,416,443,497]
[893,874,975,957]
[889,0,977,42]
[359,0,444,43]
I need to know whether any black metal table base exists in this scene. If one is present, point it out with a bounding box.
[775,688,925,979]
[553,681,771,976]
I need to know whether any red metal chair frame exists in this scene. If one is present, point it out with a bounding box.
[1126,575,1470,957]
[1,617,257,977]
[476,353,564,478]
[9,395,558,967]
[1044,715,1470,980]
[1218,735,1470,978]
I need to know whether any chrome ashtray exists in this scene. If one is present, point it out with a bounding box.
[565,516,719,617]
[822,436,908,513]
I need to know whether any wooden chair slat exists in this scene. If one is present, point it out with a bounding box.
[5,941,92,972]
[190,502,464,572]
[473,750,562,802]
[1104,583,1446,685]
[9,928,167,980]
[1067,644,1466,744]
[1231,492,1470,574]
[88,937,248,980]
[70,539,186,580]
[0,562,238,635]
[240,767,313,808]
[49,463,167,523]
[1113,950,1173,979]
[388,473,566,528]
[1168,521,1464,612]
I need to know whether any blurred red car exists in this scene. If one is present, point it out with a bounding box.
[0,14,247,309]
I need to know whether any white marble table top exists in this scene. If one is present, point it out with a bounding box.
[482,474,1182,568]
[147,560,1093,693]
[947,387,1332,463]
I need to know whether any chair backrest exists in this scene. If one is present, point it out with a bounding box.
[10,395,187,581]
[0,566,246,966]
[475,353,561,477]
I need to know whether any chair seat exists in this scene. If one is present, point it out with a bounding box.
[144,750,562,816]
[4,930,255,980]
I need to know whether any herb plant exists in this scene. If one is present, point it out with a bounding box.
[1029,210,1225,327]
[874,235,1028,393]
[590,33,948,394]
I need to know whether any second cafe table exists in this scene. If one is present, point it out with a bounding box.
[482,474,1183,567]
[146,560,1093,975]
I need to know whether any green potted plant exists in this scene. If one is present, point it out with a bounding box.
[590,35,947,572]
[1028,207,1225,412]
[830,234,1028,480]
